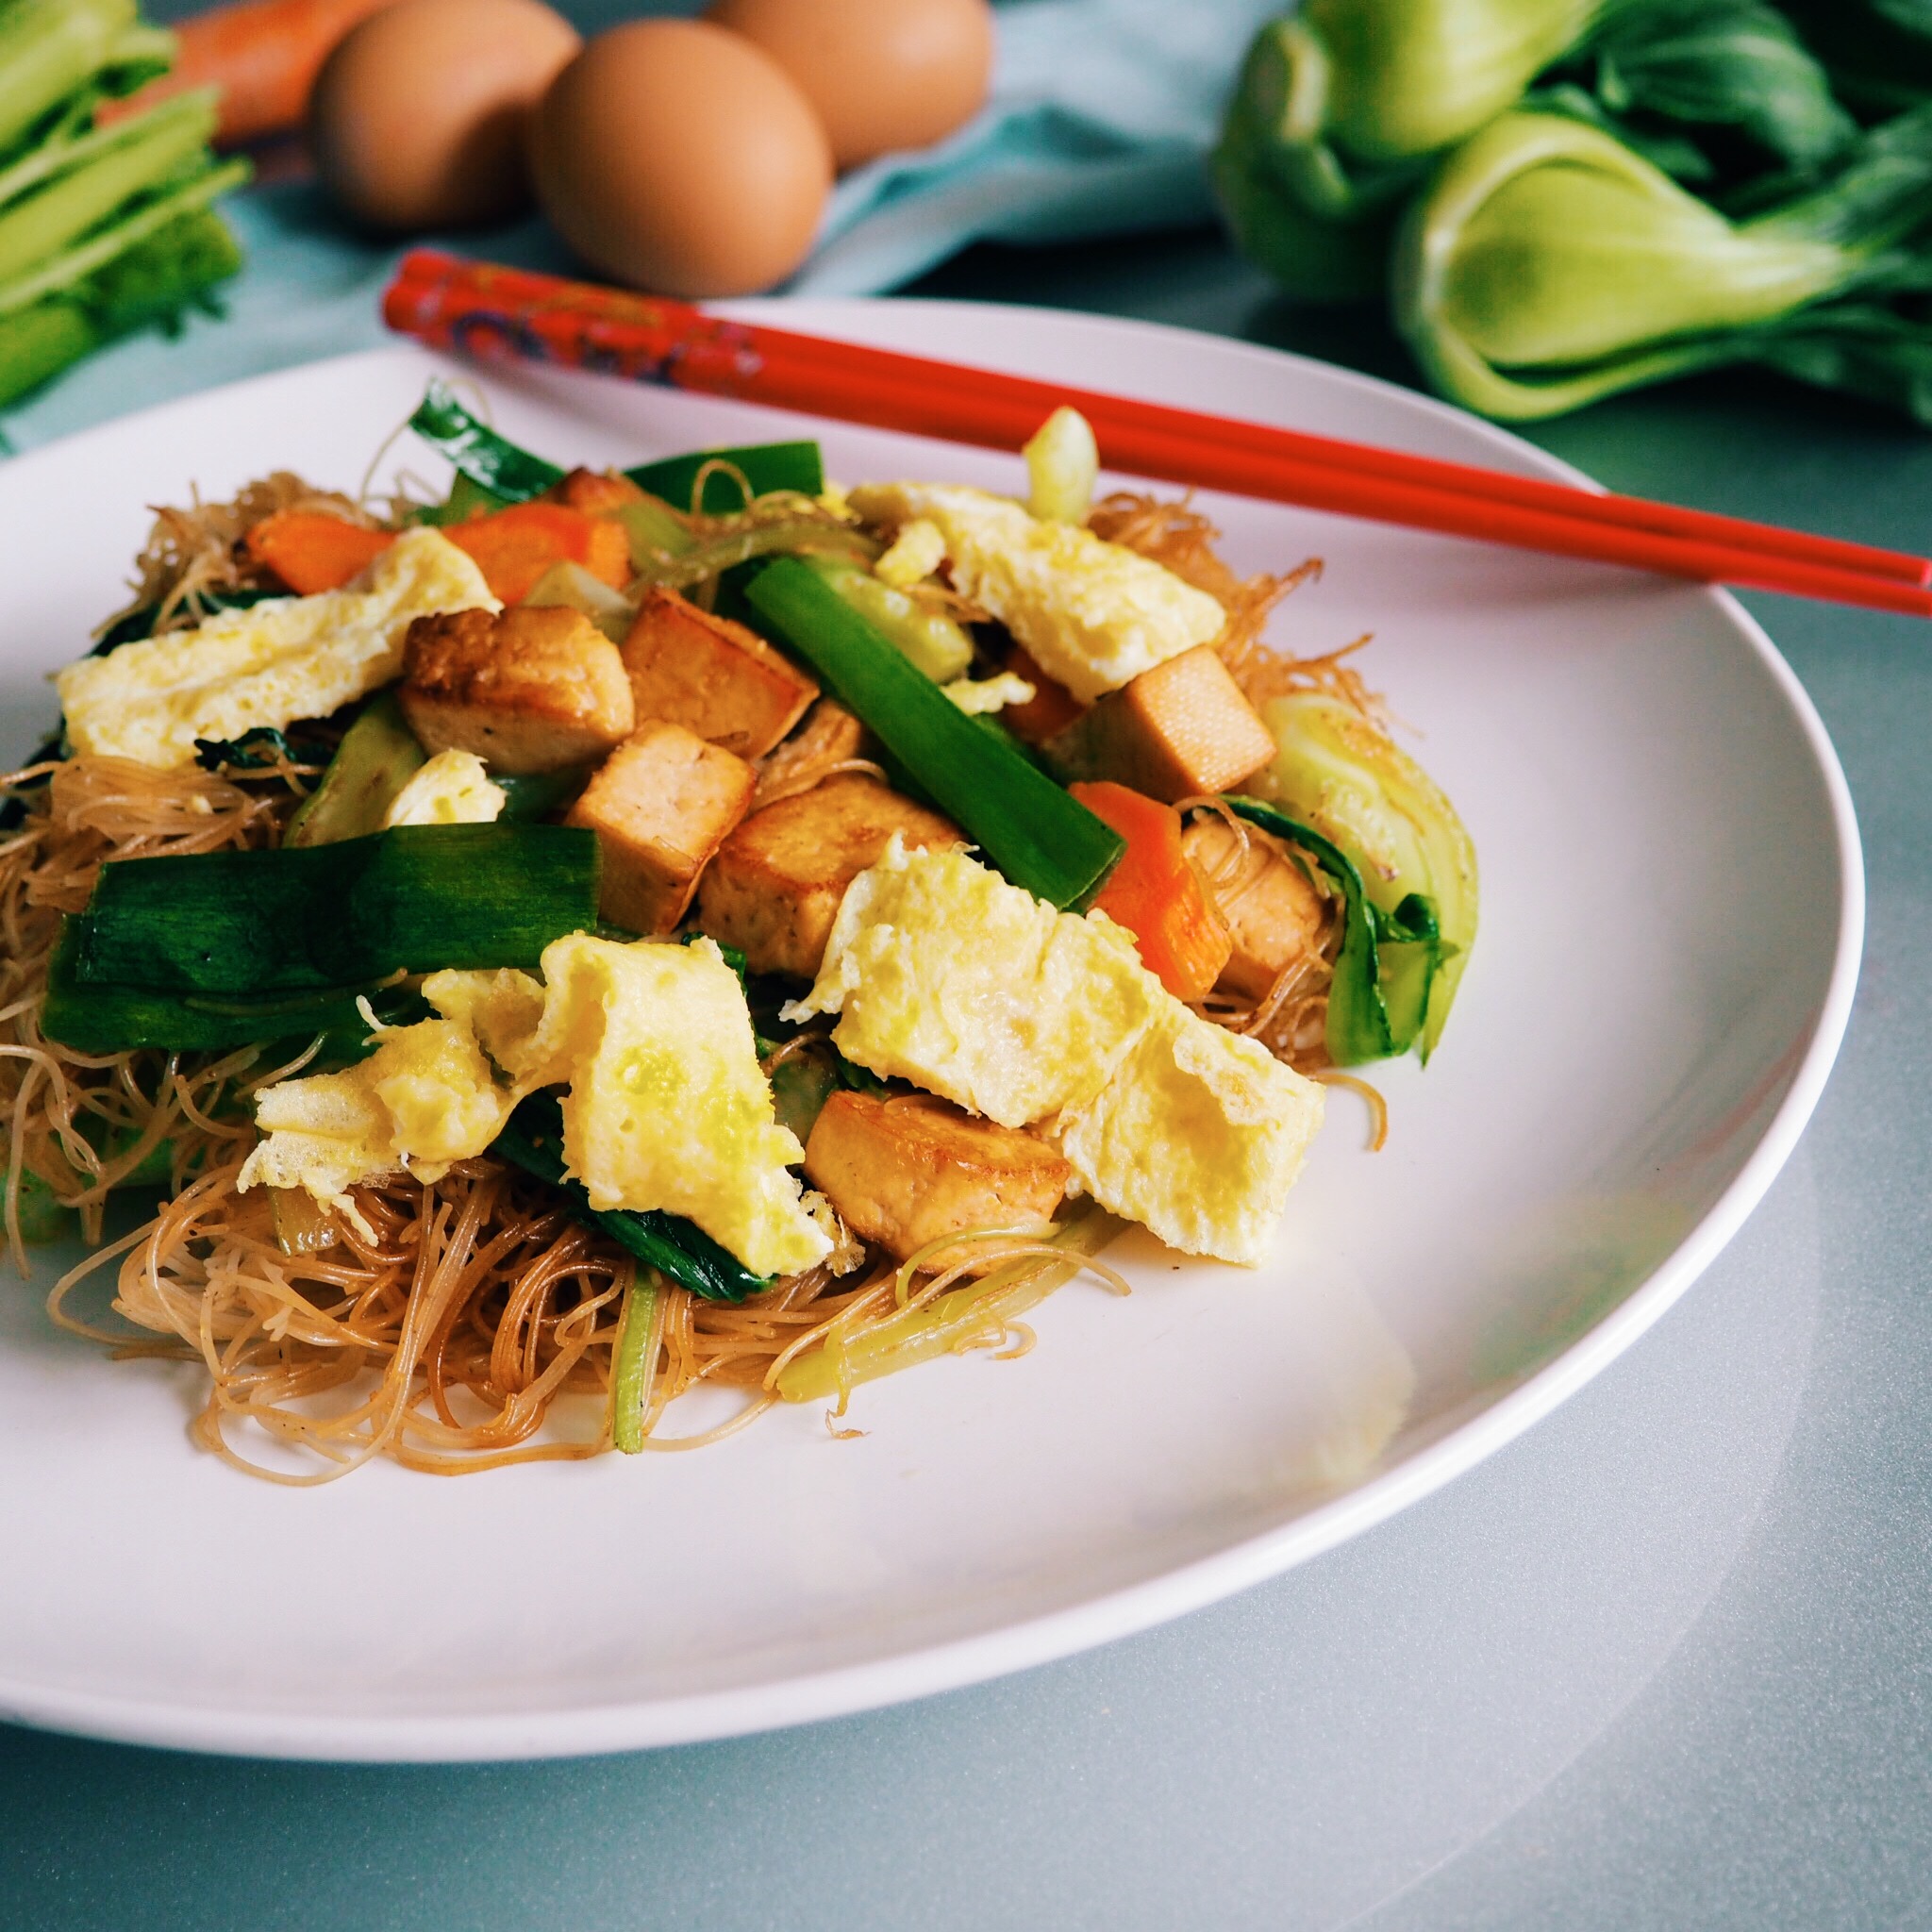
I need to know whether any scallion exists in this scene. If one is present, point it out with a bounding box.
[745,558,1124,909]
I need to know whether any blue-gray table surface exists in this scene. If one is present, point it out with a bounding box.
[5,110,1932,1932]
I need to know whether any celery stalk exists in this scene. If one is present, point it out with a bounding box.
[0,92,217,287]
[0,0,169,158]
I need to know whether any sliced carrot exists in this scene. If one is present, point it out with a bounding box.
[244,510,394,594]
[444,503,634,605]
[1070,780,1232,1004]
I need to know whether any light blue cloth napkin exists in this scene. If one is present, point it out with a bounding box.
[3,0,1279,454]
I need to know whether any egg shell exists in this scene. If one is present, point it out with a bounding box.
[704,0,994,170]
[529,19,832,300]
[308,0,580,232]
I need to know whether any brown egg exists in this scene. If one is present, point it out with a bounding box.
[309,0,580,231]
[529,21,832,300]
[704,0,993,171]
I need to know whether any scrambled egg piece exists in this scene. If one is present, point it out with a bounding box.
[237,1017,516,1231]
[788,841,1159,1129]
[941,672,1036,716]
[873,517,946,588]
[382,747,506,828]
[1052,1006,1324,1266]
[57,528,496,769]
[522,934,829,1277]
[790,841,1325,1265]
[427,936,829,1278]
[844,482,1224,704]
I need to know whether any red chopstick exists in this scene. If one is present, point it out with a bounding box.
[382,251,1932,620]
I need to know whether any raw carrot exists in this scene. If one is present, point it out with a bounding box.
[244,510,394,593]
[444,503,634,605]
[1070,780,1232,1004]
[100,0,405,148]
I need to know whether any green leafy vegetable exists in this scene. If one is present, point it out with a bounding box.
[193,724,332,774]
[1242,691,1476,1059]
[1223,796,1448,1066]
[625,440,824,513]
[746,558,1124,910]
[408,378,564,502]
[492,1097,770,1304]
[68,823,599,996]
[1395,104,1932,421]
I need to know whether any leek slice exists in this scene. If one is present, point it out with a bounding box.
[69,823,598,995]
[745,558,1124,910]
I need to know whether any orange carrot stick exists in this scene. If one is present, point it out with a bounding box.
[443,503,633,606]
[101,0,405,147]
[244,510,394,593]
[1071,781,1233,1004]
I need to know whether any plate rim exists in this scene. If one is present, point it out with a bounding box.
[0,311,1865,1760]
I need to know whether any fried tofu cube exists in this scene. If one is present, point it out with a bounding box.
[753,698,869,808]
[696,774,958,978]
[1046,645,1275,803]
[803,1091,1072,1273]
[546,466,646,515]
[565,721,755,935]
[1181,815,1328,1000]
[620,587,819,759]
[399,605,635,775]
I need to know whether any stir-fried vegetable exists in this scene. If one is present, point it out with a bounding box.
[283,692,425,846]
[1224,795,1447,1066]
[67,823,599,995]
[1397,104,1932,421]
[802,558,974,682]
[42,953,427,1054]
[746,558,1125,910]
[1071,781,1232,1004]
[408,379,564,503]
[625,440,824,513]
[493,1096,770,1304]
[242,509,391,594]
[775,1205,1122,1404]
[443,500,631,604]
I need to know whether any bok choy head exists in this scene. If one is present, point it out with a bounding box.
[1395,105,1932,420]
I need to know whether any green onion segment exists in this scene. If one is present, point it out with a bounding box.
[746,558,1124,909]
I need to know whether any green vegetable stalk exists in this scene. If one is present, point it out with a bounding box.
[1213,0,1598,299]
[1214,0,1855,306]
[1396,105,1932,420]
[0,3,247,411]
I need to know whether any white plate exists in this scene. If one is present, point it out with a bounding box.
[0,306,1860,1761]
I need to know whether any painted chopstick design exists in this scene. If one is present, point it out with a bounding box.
[383,251,1932,619]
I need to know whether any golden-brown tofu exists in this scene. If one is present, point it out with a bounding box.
[696,774,958,978]
[803,1091,1072,1273]
[752,698,869,808]
[620,587,818,759]
[565,720,755,935]
[1181,814,1328,1000]
[545,466,646,515]
[1046,645,1274,802]
[399,605,635,775]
